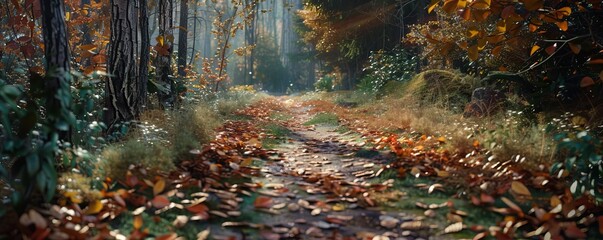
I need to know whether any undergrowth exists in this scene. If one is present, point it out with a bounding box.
[304,112,339,126]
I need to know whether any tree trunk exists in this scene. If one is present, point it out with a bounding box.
[177,0,188,77]
[106,0,141,131]
[139,0,149,108]
[41,0,72,142]
[244,0,257,85]
[189,0,197,66]
[156,0,175,107]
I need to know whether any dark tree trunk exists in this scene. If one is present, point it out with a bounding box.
[177,0,188,77]
[41,0,72,142]
[106,0,141,131]
[139,0,149,108]
[156,0,175,107]
[189,0,197,66]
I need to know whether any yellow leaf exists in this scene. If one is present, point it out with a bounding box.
[133,215,143,230]
[467,27,479,38]
[478,38,488,51]
[496,19,506,33]
[332,203,345,211]
[457,0,467,8]
[78,44,97,51]
[569,42,581,54]
[65,11,71,21]
[154,178,166,196]
[530,45,540,56]
[510,181,532,197]
[85,200,103,214]
[156,36,164,46]
[468,44,478,61]
[428,0,439,13]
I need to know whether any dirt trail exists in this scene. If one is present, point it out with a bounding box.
[209,98,447,239]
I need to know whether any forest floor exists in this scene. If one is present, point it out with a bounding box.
[9,93,601,240]
[184,96,493,239]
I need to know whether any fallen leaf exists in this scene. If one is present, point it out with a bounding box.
[510,181,531,198]
[151,195,170,209]
[85,200,103,214]
[153,178,165,195]
[197,229,210,240]
[173,215,188,228]
[133,215,143,230]
[443,222,465,234]
[254,196,273,208]
[155,233,178,240]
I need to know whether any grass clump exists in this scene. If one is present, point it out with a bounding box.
[98,140,175,181]
[169,105,220,161]
[304,112,339,126]
[261,123,292,148]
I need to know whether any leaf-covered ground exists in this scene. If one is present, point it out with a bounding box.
[11,96,603,239]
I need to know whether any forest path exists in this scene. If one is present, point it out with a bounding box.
[205,96,452,239]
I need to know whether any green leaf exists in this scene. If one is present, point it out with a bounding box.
[26,153,40,176]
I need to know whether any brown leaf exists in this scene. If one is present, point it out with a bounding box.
[151,195,170,209]
[564,222,586,238]
[254,196,273,208]
[580,77,595,88]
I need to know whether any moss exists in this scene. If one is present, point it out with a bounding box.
[304,112,339,126]
[169,105,220,161]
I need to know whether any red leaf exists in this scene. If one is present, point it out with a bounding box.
[186,203,208,214]
[480,193,495,204]
[564,222,586,238]
[253,196,273,208]
[151,195,170,209]
[155,233,178,240]
[580,76,595,87]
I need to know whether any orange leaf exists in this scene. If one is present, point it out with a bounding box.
[151,195,170,209]
[427,0,439,13]
[85,200,103,214]
[78,44,96,51]
[556,7,572,17]
[496,19,506,33]
[530,45,540,56]
[556,21,568,31]
[492,46,502,56]
[587,58,603,65]
[153,178,166,196]
[580,77,595,87]
[569,42,581,54]
[468,44,479,61]
[457,0,467,8]
[442,0,459,14]
[253,196,273,208]
[133,215,143,230]
[186,203,208,214]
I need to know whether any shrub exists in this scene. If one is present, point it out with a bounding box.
[552,130,602,203]
[358,47,418,93]
[98,140,175,181]
[314,74,334,92]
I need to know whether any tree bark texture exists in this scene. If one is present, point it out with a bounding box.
[177,0,188,77]
[244,0,257,85]
[156,0,175,107]
[106,0,141,131]
[41,0,72,142]
[139,0,149,108]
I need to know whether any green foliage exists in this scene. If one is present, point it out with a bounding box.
[98,140,175,181]
[314,75,334,92]
[358,48,418,93]
[0,79,66,210]
[552,130,602,202]
[304,112,339,126]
